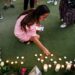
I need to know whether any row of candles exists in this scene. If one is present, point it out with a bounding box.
[0,56,25,67]
[34,53,75,72]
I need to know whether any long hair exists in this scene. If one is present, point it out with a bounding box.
[19,5,50,31]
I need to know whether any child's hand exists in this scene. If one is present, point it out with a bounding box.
[43,49,51,56]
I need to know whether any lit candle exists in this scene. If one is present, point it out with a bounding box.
[11,61,14,64]
[37,58,40,61]
[21,56,24,59]
[69,61,72,64]
[35,54,38,57]
[6,60,9,63]
[64,56,67,59]
[66,63,72,70]
[0,61,4,67]
[55,64,61,72]
[16,56,19,59]
[48,64,52,68]
[43,64,48,72]
[41,59,44,63]
[45,56,48,59]
[53,61,57,65]
[21,61,24,64]
[61,64,65,68]
[15,61,18,64]
[58,58,62,61]
[51,54,54,57]
[39,54,42,56]
[50,58,53,61]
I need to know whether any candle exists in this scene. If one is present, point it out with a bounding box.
[43,64,48,72]
[66,63,72,70]
[55,64,61,72]
[61,65,65,68]
[0,61,4,67]
[64,56,67,59]
[15,61,18,64]
[58,58,62,61]
[16,56,19,59]
[21,61,24,64]
[53,61,57,65]
[6,60,9,63]
[39,54,42,56]
[35,54,38,57]
[41,59,44,63]
[11,61,14,64]
[45,56,48,59]
[48,64,52,68]
[37,58,40,61]
[21,56,24,59]
[50,58,53,61]
[51,54,54,57]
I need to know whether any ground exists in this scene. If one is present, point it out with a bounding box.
[0,0,75,75]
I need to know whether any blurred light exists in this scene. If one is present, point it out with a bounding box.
[21,56,24,59]
[21,61,24,64]
[16,56,19,59]
[51,54,54,57]
[37,58,40,61]
[35,54,38,57]
[43,64,48,72]
[55,64,61,72]
[0,61,4,66]
[48,64,52,68]
[40,54,42,56]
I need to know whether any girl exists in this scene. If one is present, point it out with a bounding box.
[14,5,51,56]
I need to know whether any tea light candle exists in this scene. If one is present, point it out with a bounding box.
[48,64,52,68]
[0,61,4,67]
[35,54,38,57]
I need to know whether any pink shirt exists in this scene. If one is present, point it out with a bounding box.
[14,15,37,42]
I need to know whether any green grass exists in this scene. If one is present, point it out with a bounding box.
[0,0,75,75]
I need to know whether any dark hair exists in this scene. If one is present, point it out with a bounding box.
[20,5,50,31]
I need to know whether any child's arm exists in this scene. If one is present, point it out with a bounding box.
[31,36,51,56]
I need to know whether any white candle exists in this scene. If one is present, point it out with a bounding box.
[61,65,65,68]
[21,61,24,64]
[53,61,57,65]
[37,58,40,61]
[41,59,44,63]
[50,58,53,61]
[64,56,67,59]
[35,54,38,57]
[16,56,19,59]
[55,64,61,72]
[21,56,24,59]
[51,54,54,57]
[6,60,9,63]
[0,61,4,67]
[11,61,14,64]
[48,64,52,68]
[66,63,72,70]
[58,58,62,61]
[39,54,42,56]
[15,61,18,64]
[43,64,48,72]
[45,56,48,59]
